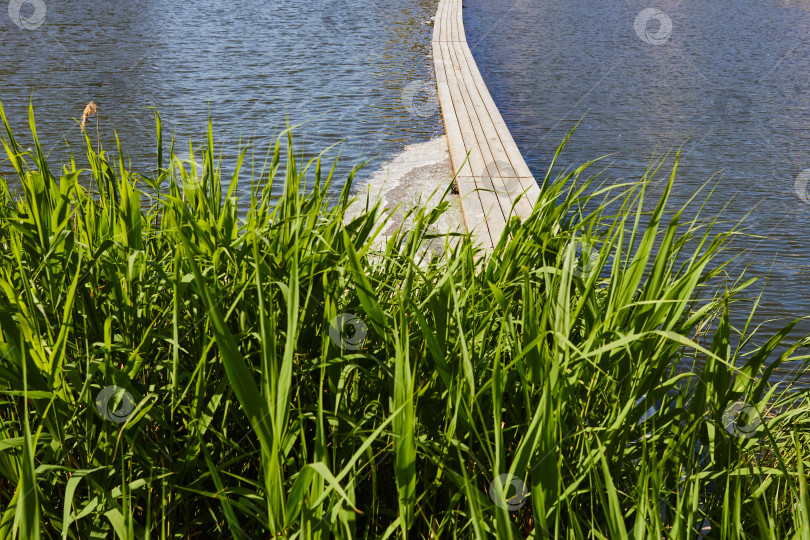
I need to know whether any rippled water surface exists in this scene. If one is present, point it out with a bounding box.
[0,0,442,189]
[5,0,810,352]
[466,0,810,344]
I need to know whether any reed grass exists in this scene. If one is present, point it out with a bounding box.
[1,103,810,539]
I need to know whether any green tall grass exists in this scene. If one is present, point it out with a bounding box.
[1,103,810,539]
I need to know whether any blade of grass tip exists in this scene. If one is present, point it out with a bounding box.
[539,123,579,193]
[27,101,50,185]
[225,146,247,200]
[0,103,26,184]
[205,118,217,215]
[153,109,162,173]
[617,155,676,309]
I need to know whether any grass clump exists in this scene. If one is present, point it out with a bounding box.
[1,104,810,539]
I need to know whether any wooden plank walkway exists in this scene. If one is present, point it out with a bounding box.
[432,0,540,250]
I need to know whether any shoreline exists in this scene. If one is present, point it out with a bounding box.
[350,136,465,244]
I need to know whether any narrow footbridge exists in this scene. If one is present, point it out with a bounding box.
[432,0,540,250]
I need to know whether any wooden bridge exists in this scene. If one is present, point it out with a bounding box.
[432,0,540,251]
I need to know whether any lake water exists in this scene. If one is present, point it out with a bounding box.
[3,0,810,364]
[0,0,443,191]
[466,0,810,353]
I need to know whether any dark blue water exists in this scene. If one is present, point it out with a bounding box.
[0,0,442,191]
[466,0,810,353]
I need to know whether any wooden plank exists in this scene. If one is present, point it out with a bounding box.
[435,5,503,246]
[434,44,473,177]
[457,175,493,250]
[452,1,464,43]
[445,0,453,43]
[458,45,534,179]
[447,41,534,220]
[432,0,540,250]
[434,0,448,43]
[454,46,523,177]
[433,33,489,246]
[446,43,497,177]
[458,176,505,245]
[441,0,450,41]
[455,1,465,43]
[432,0,465,43]
[431,0,443,43]
[445,0,455,42]
[445,42,517,228]
[455,31,541,213]
[435,0,447,42]
[440,42,508,242]
[440,42,486,179]
[502,176,538,218]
